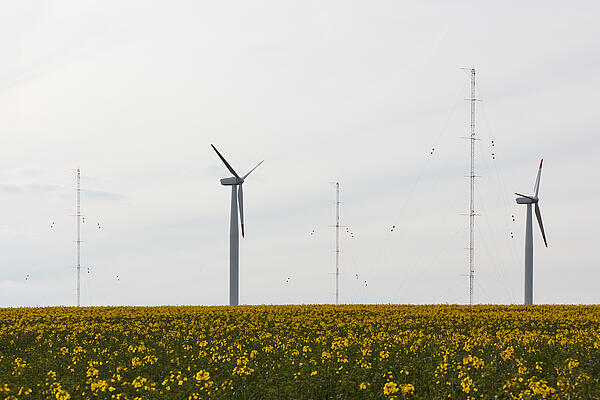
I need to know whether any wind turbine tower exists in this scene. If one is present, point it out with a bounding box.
[515,160,548,305]
[212,144,263,306]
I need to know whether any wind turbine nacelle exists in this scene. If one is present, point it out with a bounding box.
[516,196,536,204]
[220,177,243,185]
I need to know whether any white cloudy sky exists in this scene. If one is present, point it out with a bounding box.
[1,1,598,306]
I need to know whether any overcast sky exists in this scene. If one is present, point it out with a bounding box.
[1,1,598,306]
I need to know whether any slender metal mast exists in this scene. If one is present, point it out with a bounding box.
[76,168,81,307]
[328,181,342,305]
[335,182,340,305]
[468,68,476,306]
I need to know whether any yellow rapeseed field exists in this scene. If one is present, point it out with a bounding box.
[0,305,599,399]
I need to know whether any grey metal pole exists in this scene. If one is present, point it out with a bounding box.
[76,168,81,307]
[468,68,476,306]
[230,185,239,306]
[335,182,340,305]
[524,203,533,305]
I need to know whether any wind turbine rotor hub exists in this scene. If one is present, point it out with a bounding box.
[516,196,538,204]
[220,177,244,185]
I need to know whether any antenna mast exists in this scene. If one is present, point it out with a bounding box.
[76,168,81,307]
[334,182,340,305]
[467,68,476,305]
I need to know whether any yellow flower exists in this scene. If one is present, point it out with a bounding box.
[400,383,415,396]
[461,376,473,393]
[131,376,147,389]
[383,381,399,395]
[195,370,210,382]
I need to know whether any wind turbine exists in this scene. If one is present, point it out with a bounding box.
[515,159,548,305]
[211,144,263,306]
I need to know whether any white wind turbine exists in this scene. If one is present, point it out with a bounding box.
[212,144,263,306]
[515,159,548,305]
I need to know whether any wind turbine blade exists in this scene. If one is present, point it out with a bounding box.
[515,192,536,201]
[211,144,240,179]
[534,159,543,197]
[238,184,245,237]
[534,203,548,247]
[242,160,264,179]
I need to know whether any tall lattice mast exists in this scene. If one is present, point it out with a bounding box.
[76,168,81,307]
[335,182,340,305]
[467,68,477,305]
